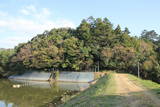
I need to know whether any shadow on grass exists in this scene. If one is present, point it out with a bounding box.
[151,89,160,99]
[61,89,160,107]
[64,95,122,107]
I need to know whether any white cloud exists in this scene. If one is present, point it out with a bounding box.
[26,5,36,13]
[7,5,75,32]
[42,8,51,16]
[20,5,36,15]
[0,20,7,27]
[20,9,30,15]
[20,5,52,20]
[0,35,32,48]
[0,11,8,17]
[0,5,76,48]
[20,5,37,15]
[3,17,75,33]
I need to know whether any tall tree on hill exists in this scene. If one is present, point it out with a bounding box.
[141,30,159,42]
[123,27,130,34]
[114,25,122,35]
[4,16,160,83]
[76,19,91,45]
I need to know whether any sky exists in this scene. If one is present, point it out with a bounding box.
[0,0,160,48]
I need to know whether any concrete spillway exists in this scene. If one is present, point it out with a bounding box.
[9,71,95,83]
[57,72,95,83]
[9,72,51,81]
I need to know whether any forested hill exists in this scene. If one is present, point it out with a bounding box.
[1,17,160,83]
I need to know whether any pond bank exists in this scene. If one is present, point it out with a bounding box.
[60,72,115,107]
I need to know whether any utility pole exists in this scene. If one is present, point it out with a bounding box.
[138,61,140,78]
[94,66,96,72]
[98,61,100,72]
[137,37,141,78]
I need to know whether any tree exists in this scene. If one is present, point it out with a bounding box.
[114,25,122,35]
[0,49,14,74]
[6,17,160,84]
[141,30,159,41]
[123,27,130,34]
[76,19,91,44]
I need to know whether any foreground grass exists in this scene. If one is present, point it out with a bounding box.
[128,74,160,98]
[60,72,119,107]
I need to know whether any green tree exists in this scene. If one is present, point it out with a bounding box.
[6,17,160,83]
[76,19,91,42]
[123,27,130,34]
[141,30,159,41]
[114,25,122,35]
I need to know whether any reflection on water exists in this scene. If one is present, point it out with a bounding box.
[0,79,90,107]
[58,82,90,91]
[11,80,52,89]
[11,79,90,90]
[0,101,13,107]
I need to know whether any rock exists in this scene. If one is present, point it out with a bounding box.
[12,84,21,88]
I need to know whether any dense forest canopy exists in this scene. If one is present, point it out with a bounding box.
[0,49,14,76]
[0,17,160,83]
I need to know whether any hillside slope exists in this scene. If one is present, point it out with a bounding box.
[6,17,160,83]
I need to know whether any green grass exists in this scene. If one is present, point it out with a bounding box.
[128,74,160,98]
[60,72,121,107]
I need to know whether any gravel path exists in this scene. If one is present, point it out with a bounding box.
[115,74,160,107]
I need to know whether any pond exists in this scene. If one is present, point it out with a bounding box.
[0,79,90,107]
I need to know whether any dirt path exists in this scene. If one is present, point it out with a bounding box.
[115,74,160,107]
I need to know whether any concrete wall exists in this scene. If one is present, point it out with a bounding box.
[57,72,95,83]
[9,72,51,81]
[9,71,95,83]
